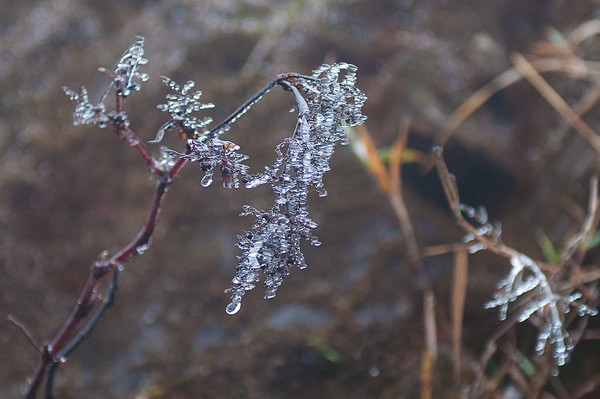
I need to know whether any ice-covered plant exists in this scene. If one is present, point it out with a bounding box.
[433,147,598,370]
[20,37,365,398]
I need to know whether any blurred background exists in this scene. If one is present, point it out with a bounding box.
[2,0,600,397]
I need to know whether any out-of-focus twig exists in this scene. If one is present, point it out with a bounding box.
[389,117,422,271]
[421,291,436,399]
[354,124,391,194]
[559,177,600,269]
[433,146,598,369]
[451,250,468,380]
[434,57,600,150]
[353,120,423,271]
[512,53,600,154]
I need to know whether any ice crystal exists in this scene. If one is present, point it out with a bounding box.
[109,36,149,98]
[226,63,366,313]
[62,86,108,127]
[152,76,214,143]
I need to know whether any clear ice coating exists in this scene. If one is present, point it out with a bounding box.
[62,86,108,126]
[225,63,367,313]
[166,138,249,189]
[460,201,598,367]
[225,300,242,315]
[63,36,152,127]
[480,239,598,367]
[111,36,149,98]
[152,76,214,143]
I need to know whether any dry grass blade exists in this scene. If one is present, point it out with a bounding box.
[434,57,597,150]
[389,117,422,270]
[512,53,600,154]
[424,290,437,360]
[390,117,411,194]
[434,67,524,149]
[355,124,391,193]
[451,250,468,380]
[560,177,600,268]
[421,290,437,399]
[567,19,600,50]
[421,242,475,257]
[432,147,461,217]
[420,349,433,399]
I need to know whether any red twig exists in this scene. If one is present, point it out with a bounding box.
[24,81,190,397]
[24,153,186,398]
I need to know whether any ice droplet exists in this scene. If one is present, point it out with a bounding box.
[136,242,150,254]
[59,356,67,364]
[369,366,380,377]
[201,173,213,187]
[226,301,241,315]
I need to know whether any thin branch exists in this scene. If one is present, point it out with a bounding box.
[421,242,476,257]
[25,161,182,399]
[43,268,122,396]
[207,73,317,138]
[7,314,40,355]
[389,117,422,271]
[559,176,600,269]
[24,67,328,398]
[451,250,468,380]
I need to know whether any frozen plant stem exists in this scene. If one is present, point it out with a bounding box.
[432,147,597,368]
[24,37,366,398]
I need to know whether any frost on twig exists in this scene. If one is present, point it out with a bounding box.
[105,35,149,98]
[63,36,150,127]
[225,63,367,314]
[433,147,598,368]
[62,86,108,127]
[166,138,249,189]
[155,77,247,189]
[152,77,214,143]
[485,252,597,367]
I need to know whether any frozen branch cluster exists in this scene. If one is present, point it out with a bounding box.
[485,253,597,367]
[61,86,108,127]
[31,35,367,399]
[62,36,151,128]
[108,36,149,98]
[460,204,598,367]
[226,63,367,314]
[153,77,215,143]
[459,204,502,254]
[63,37,366,317]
